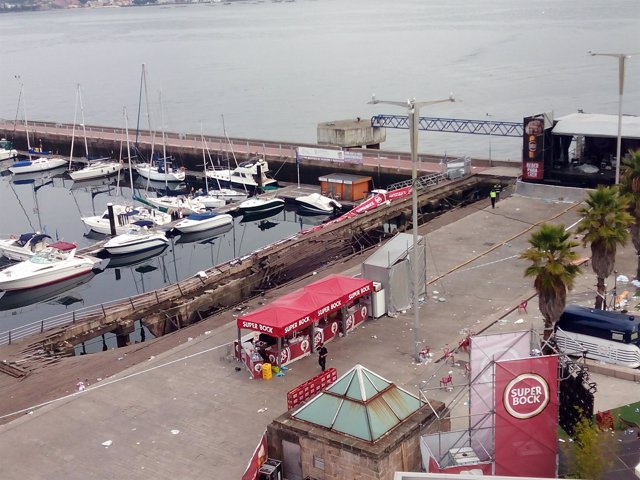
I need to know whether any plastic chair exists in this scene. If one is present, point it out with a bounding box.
[518,300,528,313]
[440,374,453,389]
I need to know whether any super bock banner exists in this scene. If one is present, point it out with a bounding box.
[494,355,559,478]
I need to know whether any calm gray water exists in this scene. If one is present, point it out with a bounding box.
[1,0,638,160]
[0,0,638,335]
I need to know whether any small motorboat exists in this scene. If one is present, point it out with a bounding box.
[81,204,173,235]
[103,221,169,256]
[238,197,285,214]
[69,159,123,181]
[0,232,52,262]
[174,211,234,233]
[175,222,233,244]
[9,156,68,174]
[0,139,18,160]
[135,159,185,183]
[0,242,105,291]
[105,244,169,269]
[295,193,342,215]
[140,195,207,215]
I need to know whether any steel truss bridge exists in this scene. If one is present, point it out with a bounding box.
[371,115,523,137]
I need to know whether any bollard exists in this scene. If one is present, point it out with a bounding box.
[107,202,117,236]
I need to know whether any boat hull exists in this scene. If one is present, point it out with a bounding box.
[104,235,169,255]
[9,157,68,174]
[136,164,185,183]
[69,161,122,181]
[0,149,18,160]
[0,261,97,291]
[239,198,285,213]
[174,214,233,233]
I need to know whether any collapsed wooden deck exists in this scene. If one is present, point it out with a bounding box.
[8,174,488,370]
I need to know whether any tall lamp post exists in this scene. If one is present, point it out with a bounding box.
[588,51,634,184]
[368,94,455,363]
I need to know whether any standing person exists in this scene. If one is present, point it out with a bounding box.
[490,189,497,209]
[318,343,328,372]
[494,184,502,201]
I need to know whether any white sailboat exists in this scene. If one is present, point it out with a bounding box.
[68,84,123,181]
[9,84,67,174]
[197,121,247,203]
[81,107,172,235]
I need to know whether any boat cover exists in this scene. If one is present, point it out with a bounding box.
[12,161,33,167]
[49,241,77,251]
[237,274,373,337]
[132,220,154,228]
[188,212,218,221]
[17,233,37,245]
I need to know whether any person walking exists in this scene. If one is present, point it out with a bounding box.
[489,189,497,209]
[494,184,502,201]
[318,343,328,372]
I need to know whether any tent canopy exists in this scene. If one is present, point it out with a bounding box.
[237,274,373,337]
[552,113,640,139]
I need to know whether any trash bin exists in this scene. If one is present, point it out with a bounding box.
[262,363,272,380]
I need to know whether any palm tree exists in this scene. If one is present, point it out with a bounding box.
[620,149,640,279]
[521,223,582,342]
[576,185,633,309]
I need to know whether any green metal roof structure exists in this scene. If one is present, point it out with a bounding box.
[291,364,422,442]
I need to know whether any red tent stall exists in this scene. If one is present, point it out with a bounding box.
[235,275,373,378]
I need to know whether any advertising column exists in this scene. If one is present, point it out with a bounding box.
[522,115,545,181]
[494,355,559,477]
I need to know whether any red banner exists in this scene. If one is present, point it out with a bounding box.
[386,186,412,202]
[494,355,558,477]
[241,432,268,480]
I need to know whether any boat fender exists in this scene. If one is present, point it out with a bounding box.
[125,206,132,213]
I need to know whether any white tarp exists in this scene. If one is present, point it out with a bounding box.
[552,113,640,139]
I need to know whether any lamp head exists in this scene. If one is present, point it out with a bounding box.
[449,92,456,102]
[368,93,378,105]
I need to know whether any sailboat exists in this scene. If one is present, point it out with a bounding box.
[9,84,67,174]
[196,123,246,204]
[81,107,172,235]
[134,76,185,183]
[68,85,123,181]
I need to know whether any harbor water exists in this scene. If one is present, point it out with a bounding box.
[0,0,639,337]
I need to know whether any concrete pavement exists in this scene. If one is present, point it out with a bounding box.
[1,191,638,479]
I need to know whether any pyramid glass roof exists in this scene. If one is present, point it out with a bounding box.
[292,364,422,442]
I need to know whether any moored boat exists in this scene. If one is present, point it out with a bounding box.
[103,221,169,255]
[137,195,208,215]
[0,139,18,161]
[136,159,185,183]
[239,197,285,214]
[69,159,123,181]
[9,156,68,174]
[0,232,52,262]
[295,193,342,215]
[206,156,277,192]
[174,211,234,233]
[81,204,172,235]
[0,242,105,292]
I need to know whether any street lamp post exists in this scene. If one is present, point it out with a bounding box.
[588,51,634,184]
[368,94,454,363]
[486,112,492,167]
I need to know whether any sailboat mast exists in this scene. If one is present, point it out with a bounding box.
[124,107,135,194]
[142,64,155,163]
[221,114,247,193]
[159,90,168,189]
[78,84,89,159]
[200,123,209,193]
[21,85,32,160]
[69,85,79,168]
